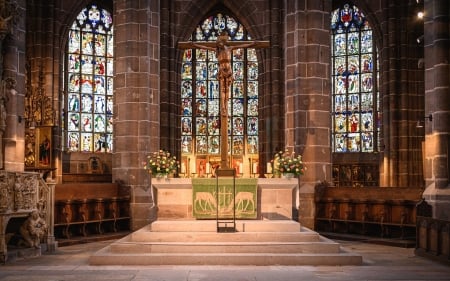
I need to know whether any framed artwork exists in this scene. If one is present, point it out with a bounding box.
[24,130,37,168]
[36,126,52,168]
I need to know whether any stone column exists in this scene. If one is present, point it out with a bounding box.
[422,0,450,220]
[284,0,332,228]
[1,0,25,172]
[113,0,160,230]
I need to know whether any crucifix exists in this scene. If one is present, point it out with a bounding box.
[178,32,269,170]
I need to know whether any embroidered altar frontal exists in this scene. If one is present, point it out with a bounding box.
[192,178,257,219]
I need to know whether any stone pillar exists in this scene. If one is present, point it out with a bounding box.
[113,0,160,230]
[422,0,450,220]
[284,1,332,228]
[1,0,25,171]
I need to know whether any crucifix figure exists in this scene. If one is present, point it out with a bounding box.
[179,32,269,169]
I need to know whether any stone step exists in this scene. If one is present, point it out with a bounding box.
[89,220,363,266]
[89,249,362,266]
[126,230,321,243]
[150,220,301,232]
[109,240,341,254]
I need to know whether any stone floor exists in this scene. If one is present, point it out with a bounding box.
[0,239,449,281]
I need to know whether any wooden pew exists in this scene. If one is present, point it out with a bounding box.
[54,183,130,239]
[315,186,423,240]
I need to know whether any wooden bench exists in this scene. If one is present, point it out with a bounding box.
[315,186,423,239]
[54,183,130,239]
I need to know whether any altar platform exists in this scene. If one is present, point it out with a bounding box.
[88,178,363,266]
[89,220,363,266]
[150,177,299,220]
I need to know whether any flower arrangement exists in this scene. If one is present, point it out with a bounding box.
[144,149,179,175]
[272,149,305,176]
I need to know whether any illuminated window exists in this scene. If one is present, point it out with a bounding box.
[331,4,380,153]
[63,4,113,152]
[180,13,259,175]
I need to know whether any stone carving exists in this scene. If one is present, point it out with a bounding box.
[1,171,53,262]
[14,173,38,211]
[19,210,47,249]
[0,171,14,212]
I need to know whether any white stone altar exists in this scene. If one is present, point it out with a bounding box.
[151,178,299,220]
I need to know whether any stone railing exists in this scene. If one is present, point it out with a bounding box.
[0,171,56,263]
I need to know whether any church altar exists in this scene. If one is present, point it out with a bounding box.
[151,177,299,220]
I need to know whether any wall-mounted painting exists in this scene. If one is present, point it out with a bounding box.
[36,126,52,168]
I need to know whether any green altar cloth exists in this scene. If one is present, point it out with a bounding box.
[192,178,257,219]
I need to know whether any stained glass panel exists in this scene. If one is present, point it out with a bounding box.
[181,12,260,169]
[331,3,379,153]
[65,4,113,153]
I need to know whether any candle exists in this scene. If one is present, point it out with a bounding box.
[206,162,210,174]
[181,162,186,174]
[267,162,272,173]
[239,163,243,174]
[192,161,196,174]
[253,163,258,174]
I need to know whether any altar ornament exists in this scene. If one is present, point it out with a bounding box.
[272,149,305,177]
[144,149,180,177]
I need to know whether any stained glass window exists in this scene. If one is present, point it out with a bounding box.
[181,13,259,175]
[331,4,379,153]
[64,4,113,152]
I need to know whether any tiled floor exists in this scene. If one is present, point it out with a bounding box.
[1,239,449,281]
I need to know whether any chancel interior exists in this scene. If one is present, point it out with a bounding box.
[0,0,449,265]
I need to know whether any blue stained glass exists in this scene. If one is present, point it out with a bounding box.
[81,55,94,73]
[94,95,105,113]
[248,99,258,116]
[232,98,244,115]
[247,117,258,135]
[208,81,219,99]
[181,80,192,97]
[182,98,192,116]
[196,62,208,80]
[196,99,207,116]
[208,136,220,154]
[68,94,80,111]
[232,62,244,80]
[361,73,373,92]
[181,12,259,165]
[181,117,192,135]
[248,62,258,80]
[331,3,378,153]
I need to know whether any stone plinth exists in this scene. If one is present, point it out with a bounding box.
[152,178,299,220]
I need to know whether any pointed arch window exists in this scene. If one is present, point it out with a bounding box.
[331,4,380,153]
[63,4,114,152]
[180,13,259,176]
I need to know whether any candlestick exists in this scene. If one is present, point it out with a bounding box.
[267,162,272,174]
[181,162,186,174]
